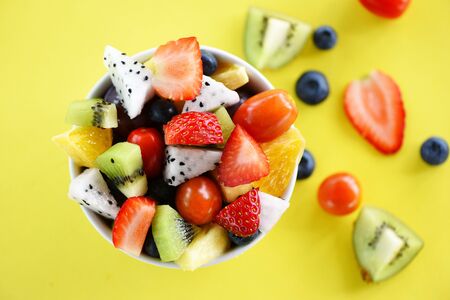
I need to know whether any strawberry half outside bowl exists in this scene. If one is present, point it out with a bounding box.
[69,46,300,269]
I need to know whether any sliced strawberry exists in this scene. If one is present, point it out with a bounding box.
[163,112,223,145]
[214,188,261,237]
[344,70,405,154]
[112,196,156,256]
[218,125,269,187]
[150,37,202,101]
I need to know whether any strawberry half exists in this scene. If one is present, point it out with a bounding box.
[163,112,223,145]
[214,188,261,237]
[112,196,156,256]
[344,70,405,154]
[149,37,202,101]
[218,125,269,187]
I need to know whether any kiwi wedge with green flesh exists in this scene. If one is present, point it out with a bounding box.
[245,7,311,69]
[214,106,235,147]
[152,205,199,262]
[353,206,423,283]
[66,99,118,128]
[95,142,147,198]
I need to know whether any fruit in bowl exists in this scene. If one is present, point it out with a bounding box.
[53,37,305,270]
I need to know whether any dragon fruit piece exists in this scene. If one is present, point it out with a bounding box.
[182,76,240,113]
[69,168,120,219]
[164,146,222,186]
[104,46,155,119]
[258,191,290,233]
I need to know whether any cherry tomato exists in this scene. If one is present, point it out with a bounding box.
[176,176,222,225]
[127,128,165,179]
[359,0,411,19]
[233,89,298,143]
[318,173,361,216]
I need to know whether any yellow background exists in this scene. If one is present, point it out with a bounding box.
[1,0,449,299]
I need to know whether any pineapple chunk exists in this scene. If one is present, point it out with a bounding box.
[212,63,249,90]
[52,126,112,168]
[176,223,230,271]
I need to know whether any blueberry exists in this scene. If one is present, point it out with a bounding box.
[147,98,178,124]
[143,229,160,258]
[201,50,218,76]
[313,26,338,50]
[295,71,329,105]
[297,149,315,180]
[147,177,177,207]
[420,137,449,166]
[226,87,252,117]
[228,231,261,246]
[104,86,121,105]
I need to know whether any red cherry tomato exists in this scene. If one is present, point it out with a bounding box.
[318,173,361,216]
[127,128,165,179]
[359,0,411,19]
[176,176,222,225]
[233,89,298,143]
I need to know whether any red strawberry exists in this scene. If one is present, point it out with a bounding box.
[150,37,202,101]
[163,112,223,145]
[344,70,405,154]
[218,125,269,187]
[214,189,261,237]
[112,196,156,256]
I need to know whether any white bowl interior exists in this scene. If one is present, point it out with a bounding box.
[69,46,298,269]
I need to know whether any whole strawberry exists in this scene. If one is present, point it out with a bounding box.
[163,112,223,145]
[214,189,261,237]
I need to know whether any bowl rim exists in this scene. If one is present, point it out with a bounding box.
[69,45,299,269]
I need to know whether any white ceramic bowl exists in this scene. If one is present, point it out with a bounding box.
[69,46,299,269]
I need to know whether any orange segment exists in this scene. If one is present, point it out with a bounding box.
[52,126,112,168]
[253,127,305,197]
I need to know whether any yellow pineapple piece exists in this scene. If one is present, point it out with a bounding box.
[212,63,249,90]
[52,126,113,168]
[254,127,305,197]
[176,223,230,271]
[211,170,253,203]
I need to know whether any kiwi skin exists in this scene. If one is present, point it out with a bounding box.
[352,206,424,283]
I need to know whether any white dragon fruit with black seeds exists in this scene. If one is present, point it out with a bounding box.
[258,191,290,233]
[104,45,154,119]
[69,168,120,219]
[182,76,239,113]
[164,146,222,186]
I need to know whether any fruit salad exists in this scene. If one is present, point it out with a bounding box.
[53,37,305,270]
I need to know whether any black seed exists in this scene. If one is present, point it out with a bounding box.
[134,61,138,64]
[112,74,115,77]
[205,81,210,86]
[97,210,102,214]
[103,57,106,60]
[121,61,125,65]
[121,52,126,55]
[113,63,116,67]
[111,158,115,163]
[84,189,88,193]
[141,65,145,68]
[186,107,189,112]
[129,69,132,72]
[108,201,113,205]
[167,179,172,184]
[82,200,90,206]
[199,102,204,108]
[128,88,132,93]
[171,176,175,181]
[179,162,185,166]
[192,99,197,103]
[144,76,148,81]
[89,184,93,189]
[180,171,185,176]
[97,191,102,195]
[214,162,220,166]
[136,71,140,74]
[170,158,175,162]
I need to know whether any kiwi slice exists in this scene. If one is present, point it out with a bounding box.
[353,206,423,283]
[152,205,198,262]
[95,142,147,197]
[66,99,118,128]
[245,7,311,69]
[214,106,235,147]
